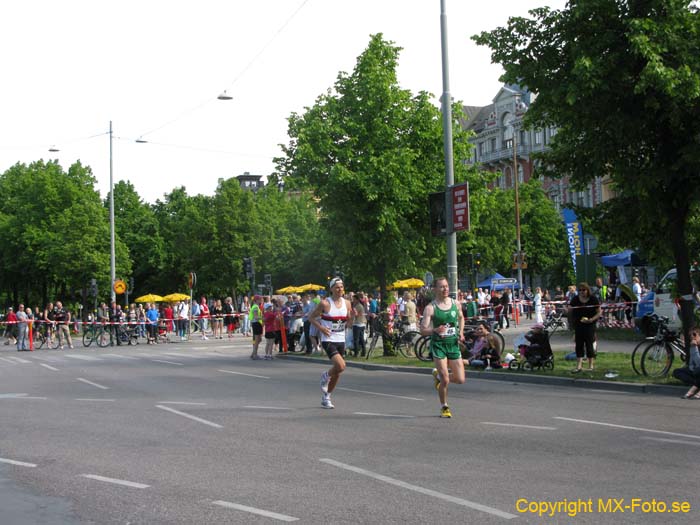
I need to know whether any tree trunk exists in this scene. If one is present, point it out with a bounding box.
[669,209,694,350]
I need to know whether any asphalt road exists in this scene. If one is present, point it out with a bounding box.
[0,336,698,524]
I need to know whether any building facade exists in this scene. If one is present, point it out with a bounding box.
[461,84,612,211]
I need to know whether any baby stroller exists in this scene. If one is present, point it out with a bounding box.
[156,320,170,344]
[543,307,568,335]
[509,325,554,371]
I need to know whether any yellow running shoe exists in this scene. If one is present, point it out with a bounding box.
[440,405,452,418]
[432,368,440,390]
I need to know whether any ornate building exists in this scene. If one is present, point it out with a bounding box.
[460,84,613,210]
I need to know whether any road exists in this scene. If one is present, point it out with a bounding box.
[0,336,697,524]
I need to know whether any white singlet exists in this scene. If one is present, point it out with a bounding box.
[320,298,348,344]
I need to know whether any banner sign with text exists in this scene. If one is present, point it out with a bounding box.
[562,208,583,275]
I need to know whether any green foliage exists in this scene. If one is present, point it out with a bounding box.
[277,34,478,293]
[473,0,700,334]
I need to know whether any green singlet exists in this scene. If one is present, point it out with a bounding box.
[430,299,461,360]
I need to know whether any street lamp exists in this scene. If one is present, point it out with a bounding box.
[109,121,116,303]
[512,122,524,299]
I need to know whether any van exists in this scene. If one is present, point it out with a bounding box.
[653,269,680,328]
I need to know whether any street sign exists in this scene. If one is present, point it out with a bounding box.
[113,279,126,295]
[423,271,434,287]
[451,182,470,232]
[492,278,517,286]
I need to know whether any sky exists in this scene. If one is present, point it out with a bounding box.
[0,0,566,204]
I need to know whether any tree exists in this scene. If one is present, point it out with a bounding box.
[277,34,476,297]
[474,0,700,338]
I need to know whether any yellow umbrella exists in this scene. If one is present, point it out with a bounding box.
[391,278,425,289]
[298,283,326,292]
[276,286,301,294]
[161,292,191,302]
[134,293,164,303]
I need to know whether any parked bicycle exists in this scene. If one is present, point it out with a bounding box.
[636,314,687,377]
[365,316,421,359]
[82,321,111,348]
[34,322,59,350]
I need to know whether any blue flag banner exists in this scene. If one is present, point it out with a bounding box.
[562,208,583,275]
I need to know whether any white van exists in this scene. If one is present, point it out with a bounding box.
[653,269,681,328]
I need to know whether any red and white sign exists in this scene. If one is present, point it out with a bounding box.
[451,182,469,232]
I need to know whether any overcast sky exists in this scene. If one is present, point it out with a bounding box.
[0,0,565,203]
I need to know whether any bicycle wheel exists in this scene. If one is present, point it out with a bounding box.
[34,332,46,349]
[365,333,380,359]
[415,335,432,362]
[630,339,650,375]
[49,334,61,349]
[396,331,421,358]
[493,331,505,353]
[640,341,673,377]
[96,329,111,348]
[82,328,95,347]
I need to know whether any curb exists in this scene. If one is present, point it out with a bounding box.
[278,353,686,397]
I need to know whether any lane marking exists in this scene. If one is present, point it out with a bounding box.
[65,354,101,361]
[354,412,415,419]
[554,417,700,440]
[159,401,207,406]
[80,474,149,489]
[75,398,116,402]
[481,422,557,430]
[243,406,293,410]
[150,359,184,366]
[212,500,298,522]
[0,457,37,468]
[104,353,140,360]
[218,369,269,379]
[7,356,31,364]
[337,387,423,401]
[320,459,516,519]
[163,352,200,359]
[0,393,29,398]
[40,363,60,371]
[155,405,223,429]
[0,356,15,363]
[641,437,700,447]
[77,378,110,390]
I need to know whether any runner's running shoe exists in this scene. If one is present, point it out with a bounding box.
[320,371,330,394]
[432,368,440,390]
[440,405,452,418]
[321,393,334,409]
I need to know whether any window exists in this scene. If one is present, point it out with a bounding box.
[535,130,543,145]
[518,164,524,184]
[490,138,497,152]
[478,142,484,156]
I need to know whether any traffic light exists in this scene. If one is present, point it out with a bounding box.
[475,253,481,267]
[243,257,254,278]
[264,274,272,287]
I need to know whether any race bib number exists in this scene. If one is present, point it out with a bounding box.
[442,325,456,337]
[331,320,346,332]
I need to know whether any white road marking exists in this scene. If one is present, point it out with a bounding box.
[218,369,269,379]
[337,387,423,401]
[243,406,293,410]
[554,417,700,440]
[155,405,223,429]
[188,346,207,351]
[65,354,101,361]
[163,352,200,359]
[7,356,31,364]
[150,359,184,366]
[40,363,60,371]
[104,353,140,360]
[75,398,116,402]
[158,401,207,406]
[320,459,517,519]
[354,412,415,419]
[481,422,557,430]
[212,500,298,522]
[0,356,15,363]
[641,437,700,447]
[0,457,37,468]
[0,393,29,398]
[80,474,149,489]
[77,378,110,390]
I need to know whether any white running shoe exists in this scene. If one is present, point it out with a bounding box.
[320,371,330,394]
[321,393,334,409]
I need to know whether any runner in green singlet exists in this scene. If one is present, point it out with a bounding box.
[420,276,466,418]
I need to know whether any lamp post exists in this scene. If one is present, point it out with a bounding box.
[440,0,458,298]
[513,124,524,299]
[109,121,116,303]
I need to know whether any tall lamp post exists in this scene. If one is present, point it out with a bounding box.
[513,125,524,299]
[440,0,458,298]
[109,121,116,303]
